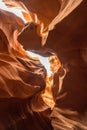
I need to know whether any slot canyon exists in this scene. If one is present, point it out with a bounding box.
[0,0,87,130]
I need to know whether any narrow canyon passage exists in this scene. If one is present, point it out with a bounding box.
[0,0,87,130]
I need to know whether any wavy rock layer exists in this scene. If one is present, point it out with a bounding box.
[0,0,87,130]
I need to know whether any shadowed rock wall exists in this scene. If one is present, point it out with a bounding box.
[0,0,87,130]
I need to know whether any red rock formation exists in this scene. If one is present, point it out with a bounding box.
[0,0,87,130]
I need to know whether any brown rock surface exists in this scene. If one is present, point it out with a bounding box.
[0,0,87,130]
